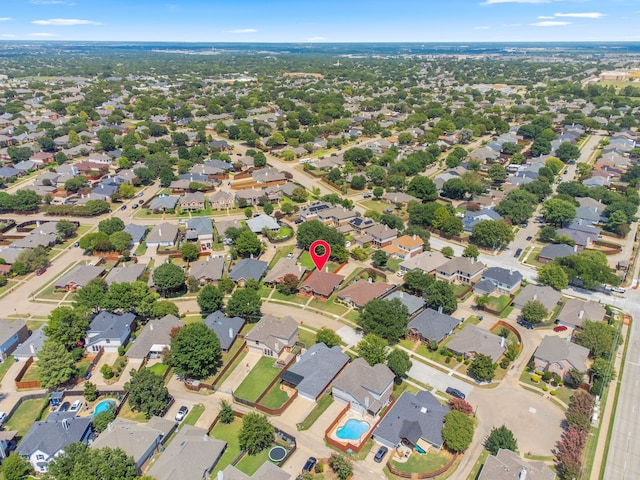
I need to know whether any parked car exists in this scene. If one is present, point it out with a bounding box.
[36,267,47,276]
[138,199,145,204]
[138,192,144,197]
[58,401,70,412]
[0,412,6,425]
[302,457,317,473]
[374,446,388,463]
[132,203,138,209]
[294,217,304,224]
[514,248,522,258]
[526,236,532,241]
[175,405,188,422]
[69,400,83,413]
[445,387,466,399]
[287,252,294,259]
[553,325,568,332]
[120,205,126,210]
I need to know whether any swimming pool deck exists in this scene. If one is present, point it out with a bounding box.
[328,408,375,448]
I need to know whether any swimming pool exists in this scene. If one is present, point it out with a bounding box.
[93,400,116,416]
[336,419,370,440]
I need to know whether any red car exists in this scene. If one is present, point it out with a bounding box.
[36,267,47,276]
[553,325,568,332]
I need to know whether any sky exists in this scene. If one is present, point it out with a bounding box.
[1,0,640,43]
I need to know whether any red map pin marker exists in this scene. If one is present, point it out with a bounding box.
[309,240,331,271]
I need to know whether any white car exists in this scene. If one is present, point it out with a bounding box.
[69,400,83,413]
[175,405,188,422]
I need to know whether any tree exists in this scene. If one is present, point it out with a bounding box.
[538,263,569,290]
[442,411,475,452]
[542,198,576,226]
[469,353,497,382]
[226,287,262,319]
[539,225,557,242]
[462,245,479,261]
[403,269,434,295]
[442,178,468,200]
[386,349,412,379]
[531,137,552,157]
[471,220,514,249]
[98,217,125,235]
[316,327,341,348]
[181,242,199,263]
[441,246,454,258]
[151,300,179,318]
[170,322,221,379]
[93,406,116,433]
[488,164,507,183]
[276,273,299,295]
[290,186,308,202]
[56,219,77,240]
[359,298,409,344]
[556,142,581,163]
[565,389,594,432]
[153,263,185,296]
[2,453,31,480]
[356,334,388,366]
[46,443,137,480]
[15,247,48,273]
[219,400,235,424]
[485,425,518,455]
[407,176,438,201]
[13,190,41,212]
[83,381,98,402]
[75,278,108,311]
[521,300,548,324]
[37,340,77,389]
[350,175,366,190]
[448,398,473,416]
[238,413,274,455]
[124,368,170,419]
[329,454,353,480]
[371,250,388,269]
[44,306,90,350]
[495,190,537,225]
[109,231,132,253]
[574,320,618,359]
[197,284,224,313]
[425,280,457,314]
[102,281,158,320]
[373,186,384,199]
[118,183,135,199]
[556,250,620,289]
[235,230,264,258]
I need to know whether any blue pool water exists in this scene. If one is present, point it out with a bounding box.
[93,400,116,416]
[336,419,370,440]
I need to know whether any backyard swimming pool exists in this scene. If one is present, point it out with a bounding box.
[93,400,116,416]
[336,419,370,440]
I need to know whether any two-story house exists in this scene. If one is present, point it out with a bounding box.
[0,318,29,361]
[245,314,298,358]
[533,336,589,383]
[366,224,398,249]
[85,311,135,353]
[435,257,485,285]
[332,358,395,415]
[382,234,425,260]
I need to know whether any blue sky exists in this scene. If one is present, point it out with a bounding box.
[1,0,639,42]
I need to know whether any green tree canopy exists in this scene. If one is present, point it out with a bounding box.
[469,353,497,382]
[574,320,618,359]
[226,287,262,320]
[37,340,77,389]
[485,425,518,455]
[98,217,125,235]
[44,306,90,350]
[442,411,475,453]
[386,349,413,379]
[181,242,199,263]
[235,230,264,258]
[170,322,222,380]
[356,333,388,366]
[238,413,274,455]
[471,220,514,249]
[425,280,457,315]
[542,198,577,226]
[153,263,185,296]
[537,263,569,290]
[197,284,224,314]
[46,443,137,480]
[124,368,171,419]
[521,300,549,324]
[359,298,409,344]
[316,327,341,348]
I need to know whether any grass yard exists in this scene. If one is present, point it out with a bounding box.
[387,258,402,272]
[210,418,243,476]
[233,356,282,402]
[486,295,512,312]
[344,310,360,323]
[298,251,316,271]
[134,241,147,256]
[270,290,307,304]
[118,398,148,423]
[5,397,48,438]
[298,328,317,348]
[468,448,491,480]
[390,450,450,474]
[20,363,40,383]
[183,404,205,426]
[268,245,295,268]
[235,449,272,476]
[453,284,472,298]
[359,199,392,214]
[147,363,170,378]
[0,356,14,384]
[297,394,334,431]
[258,384,290,409]
[307,298,348,316]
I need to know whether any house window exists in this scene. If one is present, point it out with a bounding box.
[106,339,111,344]
[36,454,45,460]
[255,340,259,345]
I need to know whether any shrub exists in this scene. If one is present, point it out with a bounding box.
[550,390,557,396]
[500,358,510,369]
[83,381,98,402]
[456,355,463,362]
[464,359,470,365]
[542,385,548,392]
[117,346,126,357]
[542,371,553,383]
[531,374,540,383]
[101,364,114,379]
[445,357,451,364]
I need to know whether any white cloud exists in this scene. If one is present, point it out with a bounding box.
[529,20,572,26]
[0,34,16,38]
[306,36,327,41]
[537,15,555,19]
[229,28,258,33]
[554,12,606,18]
[0,18,12,21]
[29,32,57,37]
[32,18,100,26]
[474,26,490,29]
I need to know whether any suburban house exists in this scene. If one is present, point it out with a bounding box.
[146,222,178,247]
[533,336,589,383]
[475,267,523,295]
[317,207,357,227]
[478,449,556,480]
[407,308,461,345]
[367,224,398,248]
[189,257,225,284]
[0,430,17,463]
[399,250,448,275]
[447,325,506,363]
[0,318,29,361]
[221,463,291,480]
[538,244,575,264]
[185,217,213,252]
[17,412,94,473]
[281,343,349,401]
[124,223,147,247]
[373,390,449,452]
[90,417,176,474]
[383,192,419,206]
[263,258,306,285]
[228,258,268,286]
[147,425,227,480]
[382,234,425,260]
[203,310,245,353]
[12,326,47,361]
[513,285,562,312]
[336,280,392,308]
[209,190,235,210]
[85,311,135,353]
[245,314,298,358]
[299,270,345,300]
[104,263,146,285]
[332,358,395,415]
[435,257,485,285]
[149,196,179,212]
[178,192,205,211]
[246,214,280,234]
[383,290,426,316]
[125,314,182,360]
[556,298,606,330]
[299,201,330,221]
[463,208,503,232]
[54,265,105,291]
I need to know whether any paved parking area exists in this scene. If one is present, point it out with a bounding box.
[408,361,474,397]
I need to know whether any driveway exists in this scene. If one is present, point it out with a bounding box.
[408,361,474,397]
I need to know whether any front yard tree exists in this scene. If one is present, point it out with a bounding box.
[442,410,475,453]
[359,298,409,344]
[46,443,137,480]
[471,220,514,249]
[329,454,354,480]
[44,306,90,350]
[462,245,479,261]
[56,219,77,240]
[495,189,537,225]
[153,263,185,297]
[556,142,581,163]
[109,231,132,253]
[235,230,264,258]
[356,333,388,366]
[316,327,341,348]
[15,247,48,273]
[469,353,497,382]
[124,368,171,419]
[403,269,434,295]
[425,280,457,315]
[180,242,199,264]
[276,273,299,295]
[521,300,548,324]
[170,322,222,379]
[485,425,518,455]
[386,349,412,379]
[371,250,389,269]
[407,176,438,201]
[151,300,180,318]
[542,198,577,226]
[98,217,125,235]
[219,400,235,424]
[197,284,224,313]
[2,453,32,480]
[75,278,108,312]
[238,413,274,455]
[226,287,262,320]
[37,340,77,389]
[574,320,618,359]
[537,263,569,291]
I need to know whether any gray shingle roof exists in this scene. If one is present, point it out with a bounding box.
[446,325,506,363]
[333,358,394,412]
[408,308,461,343]
[538,243,575,261]
[126,314,181,359]
[228,258,268,283]
[383,290,425,315]
[245,314,298,352]
[86,311,135,347]
[13,326,47,358]
[124,224,147,245]
[55,265,105,289]
[146,222,178,245]
[478,449,556,480]
[105,263,146,285]
[513,284,562,312]
[556,298,606,328]
[263,258,306,284]
[0,318,27,349]
[246,214,279,233]
[534,336,589,371]
[481,267,522,289]
[203,310,245,351]
[189,257,225,282]
[17,411,93,458]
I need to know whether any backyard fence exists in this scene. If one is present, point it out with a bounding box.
[385,453,459,479]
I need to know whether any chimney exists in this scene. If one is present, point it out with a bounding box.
[438,306,443,314]
[579,310,584,319]
[62,418,70,430]
[30,343,35,354]
[519,468,527,480]
[274,341,280,352]
[413,234,417,240]
[500,336,505,348]
[533,294,537,301]
[229,327,233,339]
[574,244,578,253]
[150,322,154,331]
[158,228,162,237]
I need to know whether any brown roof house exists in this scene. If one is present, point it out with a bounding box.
[512,284,562,312]
[399,250,448,275]
[435,257,484,285]
[189,257,225,285]
[447,325,506,363]
[367,223,398,248]
[556,298,606,329]
[332,358,395,415]
[209,190,235,210]
[0,318,29,361]
[263,257,306,285]
[336,280,392,308]
[54,264,105,292]
[245,314,298,358]
[534,336,589,383]
[178,192,205,211]
[478,449,556,480]
[299,270,345,300]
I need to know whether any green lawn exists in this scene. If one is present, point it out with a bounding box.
[210,418,243,476]
[134,241,147,256]
[307,298,348,316]
[345,310,360,323]
[298,328,317,348]
[468,448,491,480]
[76,360,91,378]
[183,404,205,426]
[258,384,290,409]
[390,450,450,474]
[486,295,511,312]
[297,394,334,431]
[20,363,40,383]
[0,356,14,384]
[235,449,272,476]
[147,363,170,378]
[234,356,282,402]
[298,251,316,271]
[268,245,295,269]
[270,290,307,304]
[5,397,48,438]
[118,398,148,423]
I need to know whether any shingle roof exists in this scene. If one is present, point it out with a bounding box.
[263,257,306,284]
[189,257,225,282]
[245,314,298,352]
[300,270,344,297]
[478,449,556,480]
[534,336,589,371]
[126,314,182,359]
[333,358,394,412]
[383,290,425,315]
[228,258,268,282]
[408,308,461,343]
[17,411,93,458]
[538,244,575,261]
[86,311,135,347]
[203,310,245,351]
[556,298,606,328]
[246,214,279,233]
[13,326,47,358]
[513,285,562,312]
[336,280,392,308]
[146,222,178,245]
[399,250,448,273]
[0,318,27,348]
[186,217,213,237]
[482,267,522,288]
[446,325,506,363]
[105,263,146,285]
[55,265,105,289]
[221,462,291,480]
